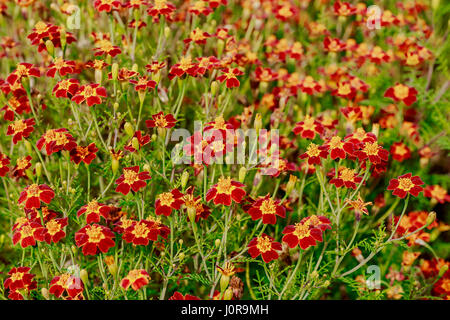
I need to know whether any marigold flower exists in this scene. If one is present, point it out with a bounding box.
[248,233,282,263]
[6,118,35,145]
[329,167,363,189]
[18,183,55,209]
[333,1,357,16]
[155,189,184,216]
[46,57,77,77]
[424,185,450,204]
[115,166,151,195]
[0,152,10,177]
[129,76,157,92]
[70,143,99,165]
[282,220,325,250]
[169,292,201,300]
[94,0,122,12]
[324,136,354,160]
[71,83,107,107]
[77,199,111,224]
[293,116,324,139]
[299,142,329,165]
[36,128,77,155]
[145,111,177,128]
[75,224,115,255]
[93,39,122,57]
[345,193,372,216]
[246,194,286,225]
[354,141,389,164]
[147,0,176,17]
[124,131,151,153]
[4,267,37,300]
[12,156,32,180]
[121,269,151,291]
[384,83,418,106]
[206,176,246,206]
[49,273,84,299]
[6,62,40,84]
[2,95,31,121]
[216,68,244,88]
[122,219,169,245]
[390,142,411,162]
[189,0,213,16]
[387,173,424,198]
[12,219,42,248]
[52,78,80,98]
[36,217,68,244]
[168,56,199,79]
[184,28,210,45]
[323,36,346,52]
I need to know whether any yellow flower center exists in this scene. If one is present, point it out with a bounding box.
[123,169,138,185]
[398,178,414,191]
[393,84,409,100]
[260,198,276,215]
[363,141,379,156]
[46,219,61,236]
[293,223,310,239]
[216,177,234,194]
[256,236,272,253]
[86,225,105,243]
[158,192,174,206]
[305,143,321,157]
[132,222,150,238]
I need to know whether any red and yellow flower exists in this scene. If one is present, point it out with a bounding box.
[6,118,35,144]
[4,267,37,300]
[36,217,68,244]
[36,128,77,155]
[390,142,411,162]
[71,83,107,107]
[299,142,329,165]
[145,111,177,128]
[70,143,98,165]
[75,224,116,256]
[282,215,331,249]
[387,173,424,198]
[115,166,151,195]
[49,273,84,300]
[293,115,324,139]
[77,199,111,224]
[12,219,42,248]
[246,194,286,225]
[46,57,77,77]
[206,176,246,206]
[121,269,151,291]
[52,78,80,98]
[6,62,40,84]
[384,83,418,106]
[424,185,450,204]
[18,184,55,209]
[248,234,282,263]
[0,152,10,177]
[122,218,169,245]
[354,140,389,164]
[155,189,184,216]
[216,68,244,88]
[329,167,363,189]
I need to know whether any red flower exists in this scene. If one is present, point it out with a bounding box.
[387,173,424,198]
[18,184,55,209]
[324,136,354,160]
[49,273,84,299]
[384,83,418,106]
[299,76,322,95]
[282,215,331,249]
[293,116,324,139]
[216,68,244,88]
[0,152,10,177]
[36,128,77,155]
[189,1,213,16]
[46,58,77,77]
[71,84,107,107]
[115,166,151,195]
[70,143,98,165]
[182,186,212,222]
[168,56,199,79]
[12,219,42,248]
[4,267,37,300]
[124,131,151,153]
[6,118,35,144]
[424,185,450,204]
[332,81,357,100]
[246,194,286,224]
[94,0,122,12]
[93,39,122,57]
[122,219,169,245]
[77,199,111,224]
[36,218,68,244]
[169,292,201,300]
[129,76,157,92]
[333,1,356,16]
[12,156,32,180]
[121,269,150,291]
[323,36,346,52]
[145,111,177,128]
[184,28,210,45]
[354,141,389,164]
[390,142,411,162]
[248,234,282,263]
[6,62,40,84]
[75,224,115,256]
[53,78,80,98]
[2,95,30,121]
[147,0,176,17]
[299,142,329,165]
[329,167,363,189]
[206,177,246,206]
[155,189,184,216]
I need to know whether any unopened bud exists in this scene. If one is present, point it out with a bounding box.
[111,63,119,81]
[187,207,196,223]
[80,269,89,285]
[164,26,171,38]
[286,174,297,196]
[215,239,221,248]
[111,158,119,174]
[95,69,102,85]
[179,252,185,261]
[41,288,50,300]
[124,122,134,137]
[60,27,66,48]
[131,137,140,151]
[181,170,189,189]
[113,102,119,111]
[426,211,436,226]
[254,113,262,133]
[132,63,138,73]
[211,81,219,96]
[143,164,150,172]
[220,274,230,292]
[35,162,42,178]
[45,40,54,56]
[24,140,32,154]
[223,287,233,300]
[238,167,247,183]
[439,264,448,277]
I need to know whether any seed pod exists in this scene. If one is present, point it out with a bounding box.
[95,69,102,85]
[124,122,134,137]
[211,80,219,96]
[223,288,233,300]
[24,140,32,154]
[131,137,140,151]
[45,40,54,56]
[215,239,221,248]
[220,274,230,292]
[238,167,247,183]
[111,63,119,81]
[35,162,42,178]
[80,269,89,286]
[164,26,171,38]
[426,211,436,226]
[111,158,119,174]
[254,113,262,133]
[181,170,189,189]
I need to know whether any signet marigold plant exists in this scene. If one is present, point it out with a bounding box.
[0,0,449,301]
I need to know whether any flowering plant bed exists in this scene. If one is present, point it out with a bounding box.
[0,0,449,301]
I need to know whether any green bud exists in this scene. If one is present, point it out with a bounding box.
[124,122,134,137]
[181,170,189,190]
[35,162,42,178]
[80,269,89,286]
[238,167,247,183]
[111,63,119,81]
[45,40,54,56]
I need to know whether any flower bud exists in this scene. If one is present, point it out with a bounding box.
[60,27,66,48]
[132,63,138,73]
[426,211,436,226]
[111,158,119,174]
[211,81,219,96]
[439,264,448,277]
[286,174,297,197]
[223,287,233,300]
[95,69,102,85]
[143,164,150,172]
[254,113,262,133]
[187,206,196,223]
[181,170,189,190]
[113,102,119,111]
[41,288,50,300]
[24,140,32,154]
[238,167,247,183]
[111,63,119,81]
[179,252,185,261]
[220,274,230,292]
[45,40,54,56]
[215,239,221,248]
[124,122,134,137]
[35,162,42,178]
[131,137,140,151]
[164,26,171,38]
[80,269,89,286]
